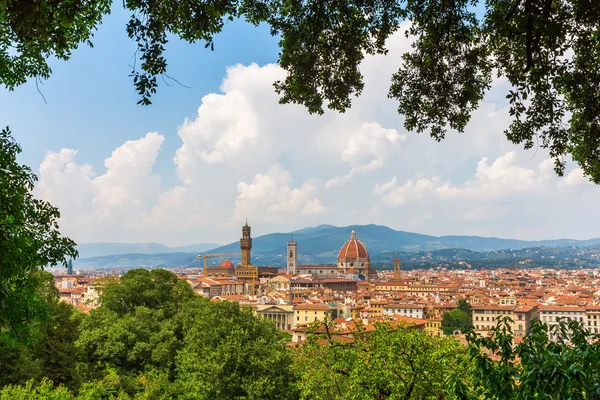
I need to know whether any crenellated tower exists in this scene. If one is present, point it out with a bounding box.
[240,220,252,267]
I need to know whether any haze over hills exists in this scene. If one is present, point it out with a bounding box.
[72,224,600,270]
[76,242,221,259]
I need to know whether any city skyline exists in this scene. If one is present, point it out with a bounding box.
[2,8,599,246]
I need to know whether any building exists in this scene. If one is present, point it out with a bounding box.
[294,303,332,326]
[270,275,292,291]
[472,304,538,337]
[188,277,245,298]
[256,304,294,331]
[337,228,371,279]
[287,239,297,275]
[539,305,586,340]
[586,305,600,334]
[234,221,259,291]
[425,318,443,336]
[206,260,236,278]
[383,304,426,319]
[290,278,358,291]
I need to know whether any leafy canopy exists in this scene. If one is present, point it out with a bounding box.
[293,318,469,399]
[452,316,600,399]
[0,127,77,340]
[2,1,600,182]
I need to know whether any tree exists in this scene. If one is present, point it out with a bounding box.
[452,317,600,399]
[0,127,77,340]
[442,308,473,335]
[97,268,193,317]
[0,271,81,388]
[3,2,600,182]
[293,319,469,399]
[176,298,297,400]
[458,298,473,317]
[76,269,194,391]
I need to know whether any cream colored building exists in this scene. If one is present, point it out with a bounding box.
[539,305,585,341]
[293,303,331,327]
[472,304,538,337]
[256,304,294,331]
[383,304,425,319]
[269,275,291,292]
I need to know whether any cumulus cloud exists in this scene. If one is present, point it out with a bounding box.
[325,122,405,188]
[36,133,165,242]
[34,24,600,245]
[232,165,324,223]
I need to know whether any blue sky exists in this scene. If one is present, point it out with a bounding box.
[2,7,599,246]
[2,5,279,187]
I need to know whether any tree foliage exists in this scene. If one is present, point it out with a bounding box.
[452,316,600,399]
[2,1,600,181]
[442,308,473,335]
[293,319,469,399]
[176,299,297,400]
[0,127,77,339]
[0,271,81,388]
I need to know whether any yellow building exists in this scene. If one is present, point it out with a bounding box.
[293,303,331,328]
[425,318,443,336]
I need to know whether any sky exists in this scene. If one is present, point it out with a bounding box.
[1,6,599,246]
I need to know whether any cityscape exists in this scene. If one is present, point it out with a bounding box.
[53,221,600,344]
[3,0,600,398]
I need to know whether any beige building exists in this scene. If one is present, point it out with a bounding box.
[383,304,425,319]
[269,275,292,292]
[472,304,538,337]
[256,304,294,331]
[539,305,586,340]
[188,277,245,298]
[586,305,600,334]
[294,303,331,327]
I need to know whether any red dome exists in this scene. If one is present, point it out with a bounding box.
[337,228,369,262]
[219,260,235,269]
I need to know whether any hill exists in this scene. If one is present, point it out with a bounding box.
[72,224,600,270]
[75,242,220,259]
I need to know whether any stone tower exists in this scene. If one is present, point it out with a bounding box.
[240,220,252,267]
[393,257,401,280]
[287,238,297,275]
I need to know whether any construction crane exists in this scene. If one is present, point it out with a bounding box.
[197,253,239,277]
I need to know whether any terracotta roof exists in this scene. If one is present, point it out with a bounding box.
[337,228,369,261]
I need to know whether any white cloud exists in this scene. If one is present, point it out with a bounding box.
[34,24,600,245]
[326,122,405,188]
[232,165,324,223]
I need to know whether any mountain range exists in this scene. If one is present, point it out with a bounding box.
[72,224,600,270]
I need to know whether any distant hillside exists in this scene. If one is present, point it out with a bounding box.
[76,242,220,259]
[73,224,600,269]
[207,224,600,260]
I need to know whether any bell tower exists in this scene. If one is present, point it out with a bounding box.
[287,238,297,275]
[393,257,401,280]
[240,220,252,267]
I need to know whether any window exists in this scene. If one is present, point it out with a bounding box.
[518,314,523,320]
[518,324,523,331]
